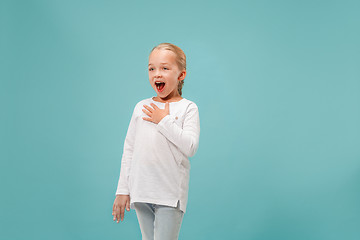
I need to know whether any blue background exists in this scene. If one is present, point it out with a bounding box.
[1,0,359,239]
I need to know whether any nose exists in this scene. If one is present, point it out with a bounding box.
[154,69,162,78]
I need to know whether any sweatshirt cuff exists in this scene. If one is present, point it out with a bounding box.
[116,191,129,196]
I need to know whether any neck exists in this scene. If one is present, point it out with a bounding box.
[153,95,183,103]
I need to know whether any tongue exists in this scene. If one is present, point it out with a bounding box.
[159,83,165,91]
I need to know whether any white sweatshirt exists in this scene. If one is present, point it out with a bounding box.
[115,97,200,213]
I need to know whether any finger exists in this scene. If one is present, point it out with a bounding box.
[113,210,117,221]
[120,206,125,221]
[143,105,153,112]
[113,207,118,221]
[114,211,119,223]
[142,117,152,122]
[150,103,159,109]
[142,108,152,116]
[112,205,116,215]
[126,201,130,211]
[116,209,121,222]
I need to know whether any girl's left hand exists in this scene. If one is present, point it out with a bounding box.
[142,102,169,124]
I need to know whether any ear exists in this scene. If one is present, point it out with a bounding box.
[178,70,186,81]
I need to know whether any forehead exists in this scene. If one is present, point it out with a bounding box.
[148,49,177,65]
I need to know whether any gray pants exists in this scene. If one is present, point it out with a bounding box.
[134,201,184,240]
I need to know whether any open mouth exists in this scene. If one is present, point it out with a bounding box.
[155,81,165,92]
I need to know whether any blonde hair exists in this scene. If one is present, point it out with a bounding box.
[150,43,186,96]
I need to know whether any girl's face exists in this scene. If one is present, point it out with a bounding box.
[148,49,186,100]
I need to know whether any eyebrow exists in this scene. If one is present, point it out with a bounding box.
[148,63,169,66]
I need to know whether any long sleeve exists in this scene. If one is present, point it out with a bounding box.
[115,104,138,195]
[156,103,200,158]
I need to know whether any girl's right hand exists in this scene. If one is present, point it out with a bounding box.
[112,195,130,223]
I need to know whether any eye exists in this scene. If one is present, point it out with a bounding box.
[149,68,154,71]
[163,67,168,70]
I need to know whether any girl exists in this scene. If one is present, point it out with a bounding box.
[112,43,200,240]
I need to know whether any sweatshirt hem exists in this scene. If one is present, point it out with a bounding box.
[130,197,186,213]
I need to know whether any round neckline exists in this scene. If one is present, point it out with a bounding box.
[151,97,185,103]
